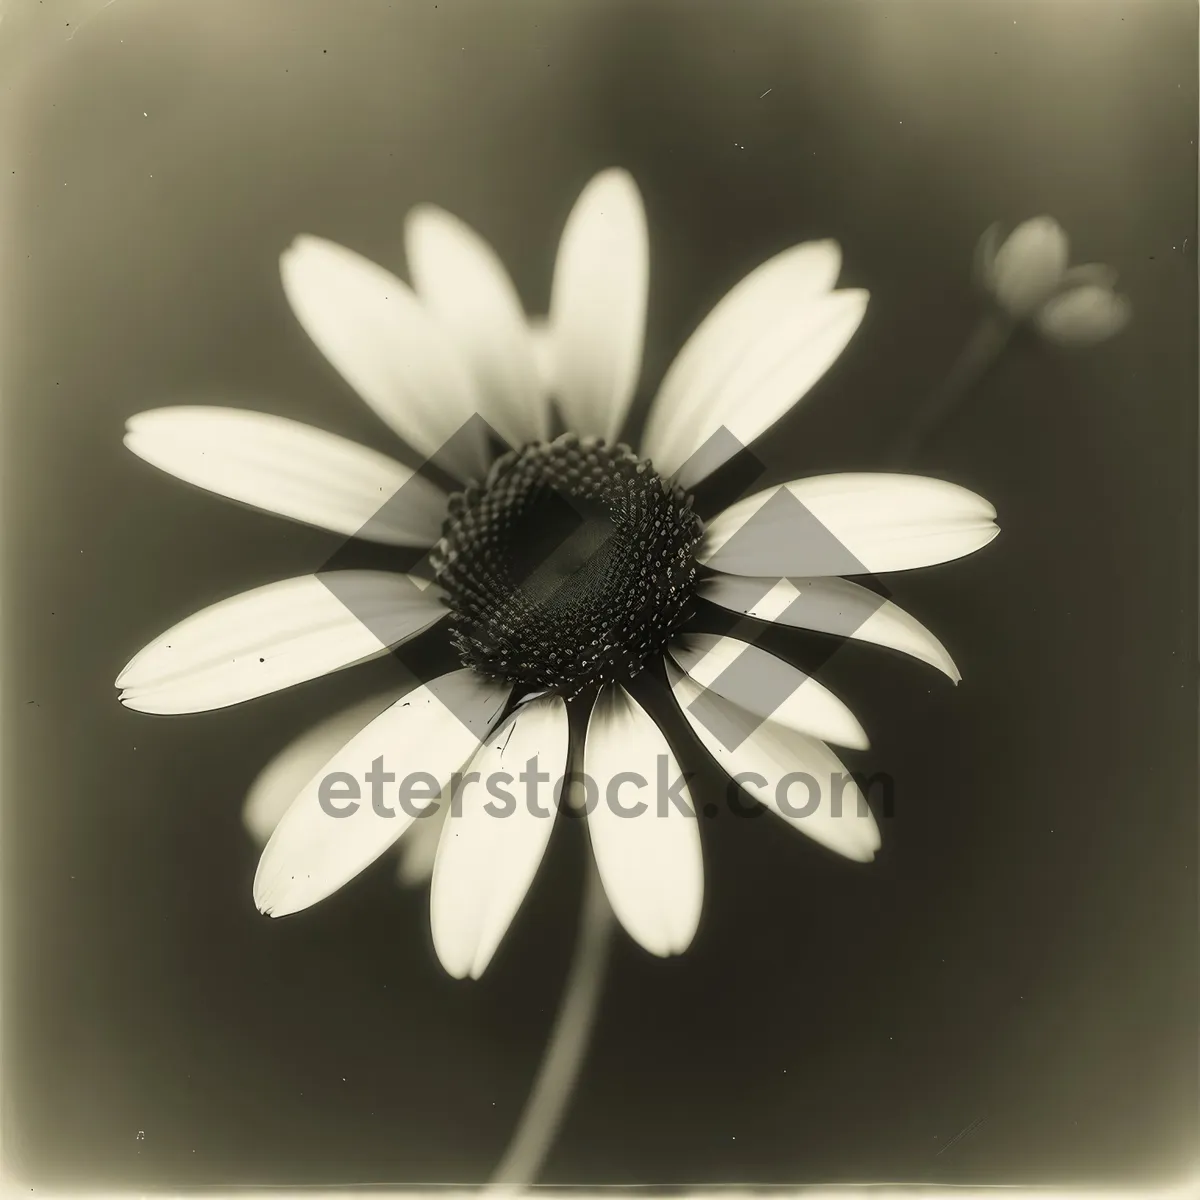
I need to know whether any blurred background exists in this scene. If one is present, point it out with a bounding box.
[1,0,1196,1189]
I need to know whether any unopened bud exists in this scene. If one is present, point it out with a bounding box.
[978,216,1070,318]
[1034,283,1132,347]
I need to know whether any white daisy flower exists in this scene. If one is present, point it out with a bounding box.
[117,168,999,978]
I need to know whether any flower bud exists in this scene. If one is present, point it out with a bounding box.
[1034,282,1132,347]
[977,216,1069,318]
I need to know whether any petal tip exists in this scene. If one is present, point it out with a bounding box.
[403,202,459,251]
[575,167,646,223]
[284,232,322,254]
[404,201,444,226]
[123,409,164,436]
[433,945,473,981]
[279,234,334,279]
[593,165,638,191]
[253,881,296,919]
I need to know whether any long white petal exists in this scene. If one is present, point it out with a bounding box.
[583,684,703,957]
[254,670,511,916]
[396,797,448,888]
[528,316,557,396]
[243,691,403,845]
[642,239,843,468]
[280,235,489,480]
[700,473,998,577]
[430,695,569,979]
[699,574,961,681]
[670,633,868,750]
[125,408,447,546]
[548,170,648,443]
[671,671,879,862]
[648,289,868,487]
[405,206,550,449]
[116,572,444,713]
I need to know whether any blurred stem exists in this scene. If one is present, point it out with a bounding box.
[488,858,615,1193]
[888,312,1014,465]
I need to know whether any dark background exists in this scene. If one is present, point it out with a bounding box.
[2,0,1196,1188]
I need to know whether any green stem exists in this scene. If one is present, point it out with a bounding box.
[488,859,615,1193]
[888,312,1013,466]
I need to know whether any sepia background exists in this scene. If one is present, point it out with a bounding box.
[2,0,1196,1189]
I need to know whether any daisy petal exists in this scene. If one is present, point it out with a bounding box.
[124,408,447,546]
[671,670,880,862]
[243,691,403,845]
[548,169,648,443]
[430,695,569,979]
[405,205,550,449]
[699,574,961,682]
[280,235,489,479]
[642,239,843,467]
[699,473,998,576]
[583,684,703,957]
[116,572,445,714]
[648,289,868,487]
[528,316,557,396]
[670,633,868,750]
[255,670,511,917]
[396,797,448,888]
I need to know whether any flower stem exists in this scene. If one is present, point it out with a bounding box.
[887,312,1013,465]
[488,858,615,1193]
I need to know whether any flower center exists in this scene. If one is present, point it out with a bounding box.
[431,434,703,699]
